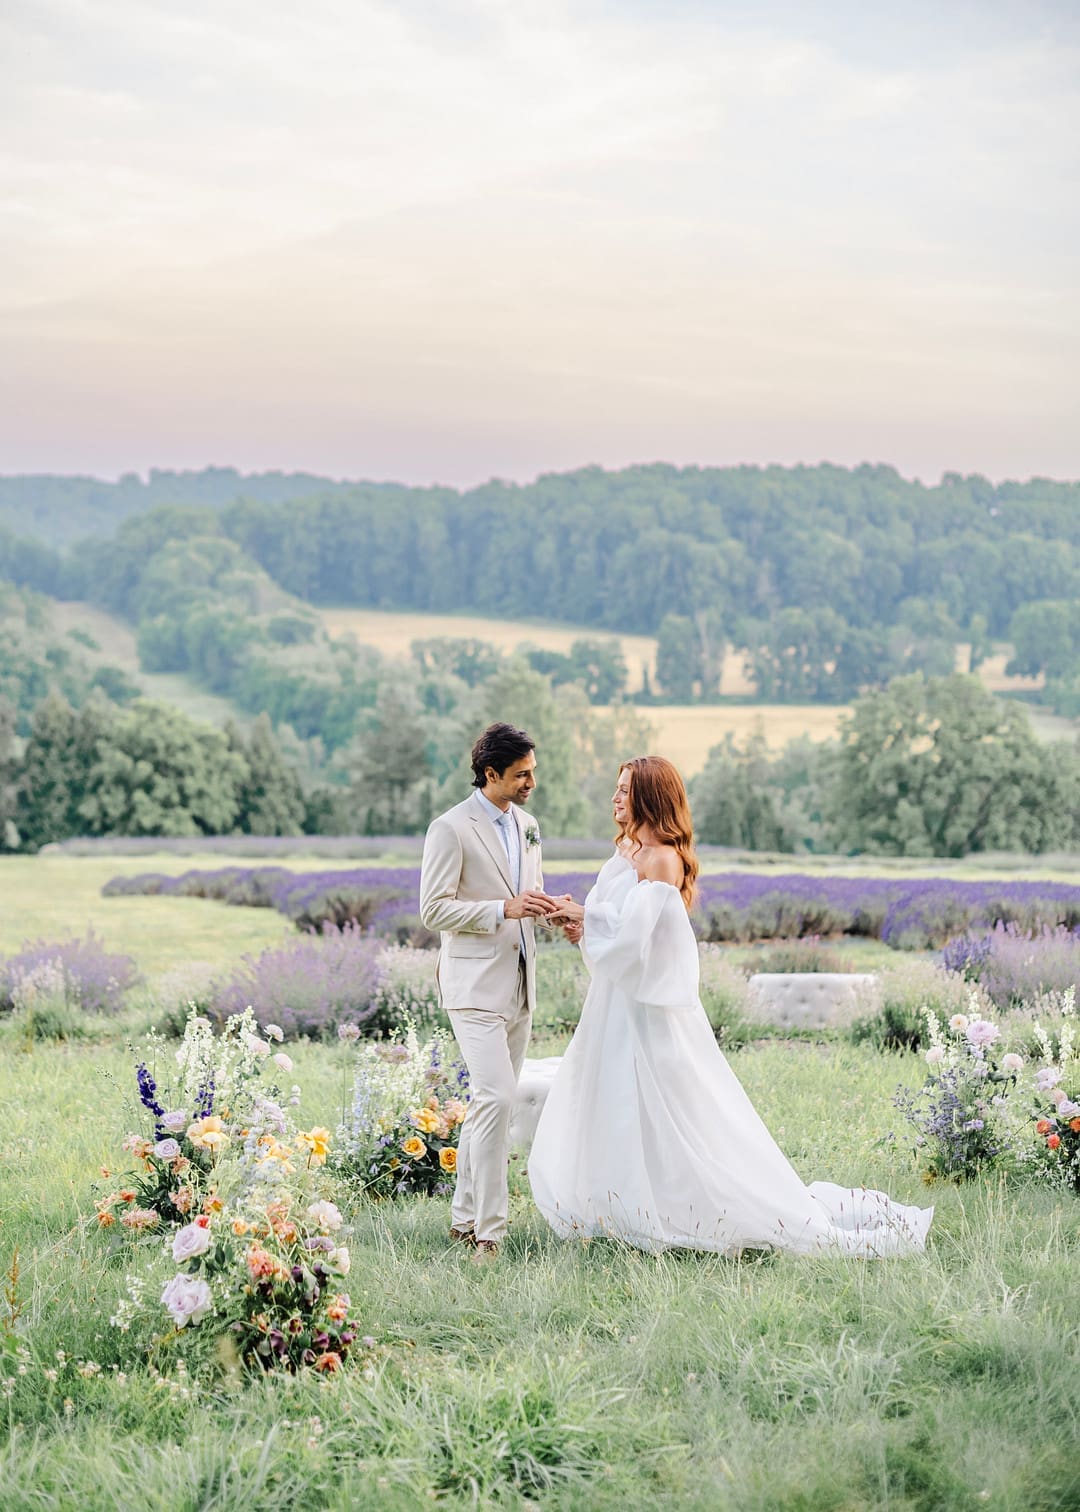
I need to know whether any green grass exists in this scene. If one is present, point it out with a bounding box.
[1,1032,1078,1510]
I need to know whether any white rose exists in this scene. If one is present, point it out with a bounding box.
[326,1246,351,1275]
[307,1200,343,1233]
[160,1110,188,1133]
[1058,1098,1079,1118]
[273,1052,294,1073]
[160,1273,213,1328]
[925,1046,945,1065]
[1000,1053,1024,1073]
[247,1036,271,1059]
[264,1023,284,1042]
[1050,1086,1068,1106]
[171,1221,213,1263]
[154,1138,181,1160]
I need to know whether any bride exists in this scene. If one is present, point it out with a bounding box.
[529,756,933,1257]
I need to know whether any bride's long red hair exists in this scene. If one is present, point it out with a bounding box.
[616,756,699,910]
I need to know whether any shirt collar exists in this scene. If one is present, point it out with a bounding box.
[476,790,511,826]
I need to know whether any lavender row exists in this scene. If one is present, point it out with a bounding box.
[101,865,1080,949]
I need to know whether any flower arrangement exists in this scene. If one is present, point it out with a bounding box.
[98,1007,299,1229]
[1026,1012,1080,1191]
[893,998,1022,1181]
[109,1106,370,1374]
[334,1024,469,1198]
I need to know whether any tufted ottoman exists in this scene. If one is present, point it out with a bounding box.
[746,972,880,1031]
[509,1056,563,1149]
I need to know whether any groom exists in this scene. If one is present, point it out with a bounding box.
[419,722,557,1261]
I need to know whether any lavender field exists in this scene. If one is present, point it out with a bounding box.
[101,863,1080,951]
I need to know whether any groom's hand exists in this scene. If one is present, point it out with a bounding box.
[505,890,559,921]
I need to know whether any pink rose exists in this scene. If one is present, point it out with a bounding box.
[172,1221,213,1262]
[161,1274,212,1328]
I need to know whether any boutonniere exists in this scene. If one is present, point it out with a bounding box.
[524,825,541,850]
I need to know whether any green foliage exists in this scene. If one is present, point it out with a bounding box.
[12,697,309,847]
[827,674,1080,857]
[10,463,1080,705]
[226,714,307,836]
[523,636,628,703]
[77,702,248,838]
[0,582,136,730]
[690,734,793,850]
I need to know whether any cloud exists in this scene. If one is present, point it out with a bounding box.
[1,0,1078,479]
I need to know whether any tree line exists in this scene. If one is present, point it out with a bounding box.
[3,672,1076,857]
[2,462,1079,712]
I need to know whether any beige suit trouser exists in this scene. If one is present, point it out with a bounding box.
[448,959,531,1244]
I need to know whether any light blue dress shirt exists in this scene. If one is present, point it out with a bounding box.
[476,790,521,927]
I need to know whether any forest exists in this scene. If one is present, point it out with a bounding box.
[1,462,1078,854]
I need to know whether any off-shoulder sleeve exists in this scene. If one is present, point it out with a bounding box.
[582,879,699,1007]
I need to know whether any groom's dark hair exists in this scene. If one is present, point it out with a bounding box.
[471,723,535,787]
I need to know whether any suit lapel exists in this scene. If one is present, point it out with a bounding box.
[468,795,514,893]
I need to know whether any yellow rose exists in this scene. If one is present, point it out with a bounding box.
[438,1147,458,1173]
[187,1116,228,1152]
[410,1108,441,1134]
[296,1127,331,1166]
[401,1136,426,1160]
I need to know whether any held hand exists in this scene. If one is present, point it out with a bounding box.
[544,894,585,925]
[504,890,560,921]
[562,919,584,945]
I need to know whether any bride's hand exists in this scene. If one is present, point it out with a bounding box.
[545,894,585,924]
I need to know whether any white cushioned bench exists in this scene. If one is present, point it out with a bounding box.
[746,972,880,1030]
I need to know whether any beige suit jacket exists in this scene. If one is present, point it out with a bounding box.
[419,790,543,1015]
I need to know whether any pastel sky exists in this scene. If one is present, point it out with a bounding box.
[2,0,1078,485]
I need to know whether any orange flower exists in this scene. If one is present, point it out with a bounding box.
[1070,1119,1080,1134]
[232,1219,250,1237]
[314,1351,343,1373]
[410,1108,441,1135]
[202,1195,223,1215]
[401,1136,426,1160]
[1036,1119,1053,1134]
[1047,1133,1062,1149]
[326,1295,350,1323]
[118,1189,137,1204]
[245,1244,284,1280]
[96,1210,116,1228]
[439,1147,458,1173]
[296,1127,331,1166]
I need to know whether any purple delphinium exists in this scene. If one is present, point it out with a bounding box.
[135,1063,165,1120]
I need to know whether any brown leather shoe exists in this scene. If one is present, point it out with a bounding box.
[449,1226,476,1246]
[471,1239,499,1264]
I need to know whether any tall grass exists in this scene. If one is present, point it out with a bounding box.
[1,1037,1078,1509]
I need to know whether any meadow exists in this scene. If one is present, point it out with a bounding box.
[1,852,1079,1509]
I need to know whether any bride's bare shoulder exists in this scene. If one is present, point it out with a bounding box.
[637,845,683,887]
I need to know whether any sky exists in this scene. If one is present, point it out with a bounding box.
[2,0,1078,487]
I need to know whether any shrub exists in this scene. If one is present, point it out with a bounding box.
[697,947,753,1046]
[942,922,1080,1011]
[741,937,855,974]
[851,957,988,1052]
[209,924,386,1039]
[0,931,140,1017]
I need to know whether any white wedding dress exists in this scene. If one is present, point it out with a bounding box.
[529,854,933,1257]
